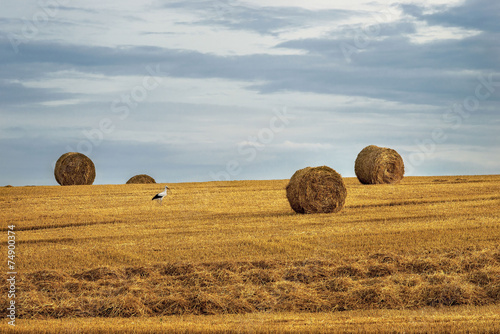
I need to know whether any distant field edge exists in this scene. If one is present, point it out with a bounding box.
[3,304,500,333]
[2,174,500,188]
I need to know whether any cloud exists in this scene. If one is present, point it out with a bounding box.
[57,6,100,14]
[161,1,358,35]
[280,140,333,151]
[401,0,500,33]
[2,35,497,113]
[2,23,499,119]
[0,80,73,107]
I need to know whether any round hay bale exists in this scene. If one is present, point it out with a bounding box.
[54,152,96,186]
[126,174,156,184]
[286,166,347,214]
[354,145,404,184]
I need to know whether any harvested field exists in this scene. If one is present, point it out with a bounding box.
[0,175,499,332]
[5,247,500,318]
[4,306,500,334]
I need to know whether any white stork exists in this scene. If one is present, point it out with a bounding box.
[152,185,169,204]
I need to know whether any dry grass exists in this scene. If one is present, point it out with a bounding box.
[286,166,347,214]
[0,175,499,332]
[3,247,499,319]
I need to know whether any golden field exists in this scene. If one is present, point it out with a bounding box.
[1,175,499,333]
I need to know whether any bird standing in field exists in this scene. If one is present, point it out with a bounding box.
[152,185,169,204]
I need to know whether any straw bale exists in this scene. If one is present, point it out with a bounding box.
[54,152,95,186]
[126,174,156,184]
[286,166,347,214]
[354,145,404,184]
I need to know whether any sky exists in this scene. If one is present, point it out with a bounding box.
[0,0,499,186]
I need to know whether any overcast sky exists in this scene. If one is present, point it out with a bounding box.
[0,0,499,186]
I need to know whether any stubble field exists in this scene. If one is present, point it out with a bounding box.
[1,175,499,333]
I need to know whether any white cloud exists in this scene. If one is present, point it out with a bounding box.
[408,22,481,44]
[280,140,333,151]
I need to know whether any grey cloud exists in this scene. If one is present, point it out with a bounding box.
[57,6,100,14]
[161,1,358,35]
[278,28,497,71]
[398,4,423,18]
[0,80,73,107]
[400,0,500,33]
[1,36,498,110]
[338,19,417,39]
